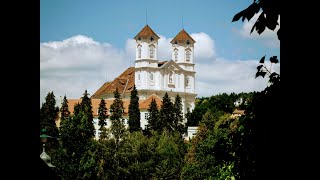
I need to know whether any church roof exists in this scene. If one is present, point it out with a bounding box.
[91,67,135,99]
[139,94,162,109]
[67,98,131,116]
[66,94,163,117]
[134,25,160,40]
[170,29,196,43]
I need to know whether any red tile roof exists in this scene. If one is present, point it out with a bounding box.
[67,94,163,117]
[134,25,160,40]
[67,98,131,117]
[139,94,162,109]
[170,29,196,44]
[91,67,135,98]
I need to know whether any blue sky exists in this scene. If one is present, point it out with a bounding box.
[40,0,280,105]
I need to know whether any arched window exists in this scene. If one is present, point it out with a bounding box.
[138,73,140,81]
[137,45,142,59]
[186,49,191,62]
[150,73,153,81]
[174,49,178,62]
[149,45,155,59]
[169,72,173,84]
[186,77,190,86]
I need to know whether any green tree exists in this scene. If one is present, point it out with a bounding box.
[153,130,186,179]
[160,92,174,133]
[128,85,141,132]
[110,88,126,143]
[40,91,59,153]
[173,94,186,135]
[57,112,84,179]
[98,98,108,140]
[80,90,95,139]
[186,98,209,126]
[182,113,237,180]
[78,140,107,180]
[147,98,161,132]
[60,95,70,124]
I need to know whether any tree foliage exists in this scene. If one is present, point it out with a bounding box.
[128,85,141,132]
[147,98,161,132]
[60,95,70,123]
[232,0,280,40]
[109,88,127,148]
[98,98,108,140]
[173,94,186,135]
[40,91,59,153]
[160,92,174,133]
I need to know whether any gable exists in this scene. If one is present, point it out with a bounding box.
[160,60,184,72]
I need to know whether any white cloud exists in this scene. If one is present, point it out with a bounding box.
[191,32,216,61]
[195,58,280,97]
[238,12,280,48]
[40,35,128,106]
[41,33,279,107]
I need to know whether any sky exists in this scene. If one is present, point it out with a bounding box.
[40,0,280,106]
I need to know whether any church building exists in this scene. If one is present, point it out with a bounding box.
[63,25,197,139]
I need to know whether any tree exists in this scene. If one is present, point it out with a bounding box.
[231,1,281,179]
[232,0,280,40]
[232,0,280,84]
[147,98,161,132]
[80,90,95,139]
[40,91,59,153]
[110,88,126,146]
[57,92,99,180]
[108,88,130,178]
[60,95,70,124]
[153,130,186,179]
[160,92,174,133]
[128,85,141,132]
[98,98,108,140]
[173,94,186,135]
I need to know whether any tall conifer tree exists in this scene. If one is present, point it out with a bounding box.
[60,95,70,124]
[80,90,95,139]
[128,85,141,132]
[110,88,126,144]
[147,98,160,132]
[160,92,174,132]
[173,94,186,135]
[98,98,108,140]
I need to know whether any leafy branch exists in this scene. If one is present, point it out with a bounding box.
[232,0,280,40]
[255,55,280,84]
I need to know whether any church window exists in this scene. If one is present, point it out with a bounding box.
[186,77,190,86]
[175,41,178,44]
[150,73,153,81]
[137,45,142,59]
[150,36,154,42]
[149,45,155,59]
[186,40,190,45]
[138,73,140,81]
[169,72,173,84]
[186,50,191,62]
[174,49,178,62]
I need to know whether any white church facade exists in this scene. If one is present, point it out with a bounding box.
[133,25,197,120]
[61,25,197,139]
